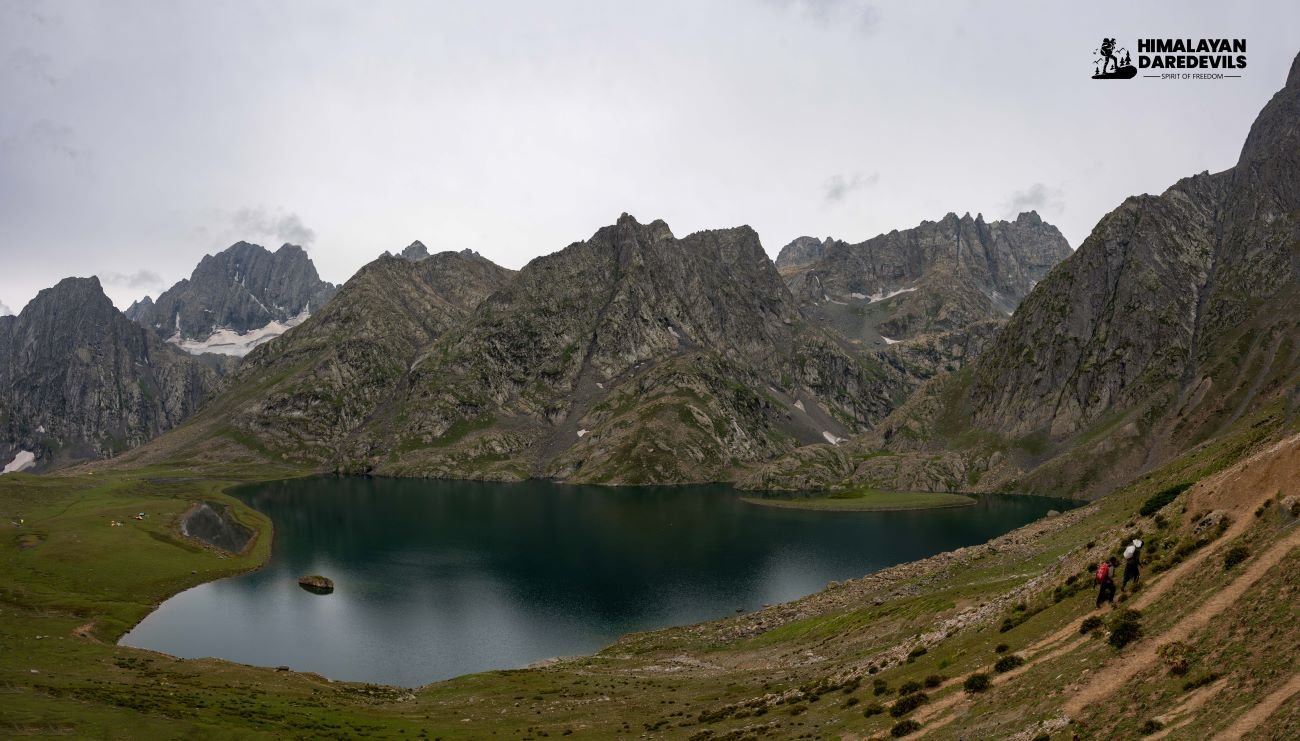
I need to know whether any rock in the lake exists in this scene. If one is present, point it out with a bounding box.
[298,575,334,594]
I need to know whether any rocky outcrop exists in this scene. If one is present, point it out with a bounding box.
[126,242,337,356]
[774,236,830,270]
[179,501,254,553]
[778,212,1072,344]
[297,575,334,594]
[400,241,430,261]
[0,278,231,470]
[207,249,516,465]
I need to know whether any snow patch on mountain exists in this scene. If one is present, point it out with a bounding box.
[2,450,36,475]
[170,308,310,357]
[866,286,918,302]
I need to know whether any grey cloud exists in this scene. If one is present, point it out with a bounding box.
[823,172,879,203]
[1,0,62,27]
[228,208,317,247]
[1004,183,1065,218]
[100,270,164,290]
[761,0,881,34]
[5,48,58,85]
[0,301,12,316]
[2,119,88,163]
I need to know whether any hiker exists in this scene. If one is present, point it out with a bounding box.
[1122,539,1143,589]
[1095,556,1118,608]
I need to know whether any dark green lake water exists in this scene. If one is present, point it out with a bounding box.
[121,478,1073,686]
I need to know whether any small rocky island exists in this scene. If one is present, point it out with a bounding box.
[297,575,334,594]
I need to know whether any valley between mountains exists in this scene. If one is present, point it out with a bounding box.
[0,47,1297,741]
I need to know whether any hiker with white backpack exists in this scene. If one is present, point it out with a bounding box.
[1122,539,1143,589]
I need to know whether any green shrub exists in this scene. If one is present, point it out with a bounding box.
[890,719,922,737]
[994,654,1026,673]
[906,645,928,662]
[1223,545,1250,570]
[963,673,991,693]
[897,680,923,696]
[1108,609,1143,649]
[923,674,944,688]
[889,692,928,717]
[1182,672,1220,691]
[872,679,890,696]
[994,643,1009,653]
[846,696,860,707]
[1140,483,1191,517]
[1140,719,1164,735]
[862,701,886,717]
[1080,616,1104,635]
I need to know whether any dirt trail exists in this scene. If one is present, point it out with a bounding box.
[913,434,1300,737]
[1147,677,1228,740]
[1210,673,1300,740]
[1062,522,1299,717]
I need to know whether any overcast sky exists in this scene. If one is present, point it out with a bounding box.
[1,0,1297,313]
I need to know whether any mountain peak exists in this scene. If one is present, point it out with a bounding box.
[401,241,431,261]
[1015,210,1043,225]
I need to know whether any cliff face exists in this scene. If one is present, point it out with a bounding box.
[0,277,229,471]
[126,242,337,356]
[964,52,1299,465]
[363,214,917,483]
[777,212,1072,345]
[750,52,1300,497]
[205,249,517,461]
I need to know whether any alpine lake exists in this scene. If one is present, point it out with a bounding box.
[122,478,1075,687]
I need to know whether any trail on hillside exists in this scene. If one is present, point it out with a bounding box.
[1146,677,1227,740]
[1211,673,1300,740]
[1062,521,1299,717]
[910,434,1300,738]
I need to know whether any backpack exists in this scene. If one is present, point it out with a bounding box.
[1095,562,1111,583]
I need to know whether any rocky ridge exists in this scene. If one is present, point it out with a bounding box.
[126,241,337,356]
[0,277,231,471]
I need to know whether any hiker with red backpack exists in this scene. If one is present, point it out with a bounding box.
[1095,556,1118,609]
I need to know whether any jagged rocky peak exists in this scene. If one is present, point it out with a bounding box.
[775,236,836,270]
[0,275,229,472]
[400,240,430,261]
[125,240,338,357]
[776,210,1071,344]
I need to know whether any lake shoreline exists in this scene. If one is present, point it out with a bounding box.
[739,490,977,512]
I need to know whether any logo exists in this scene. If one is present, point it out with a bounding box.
[1091,37,1247,81]
[1092,38,1136,79]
